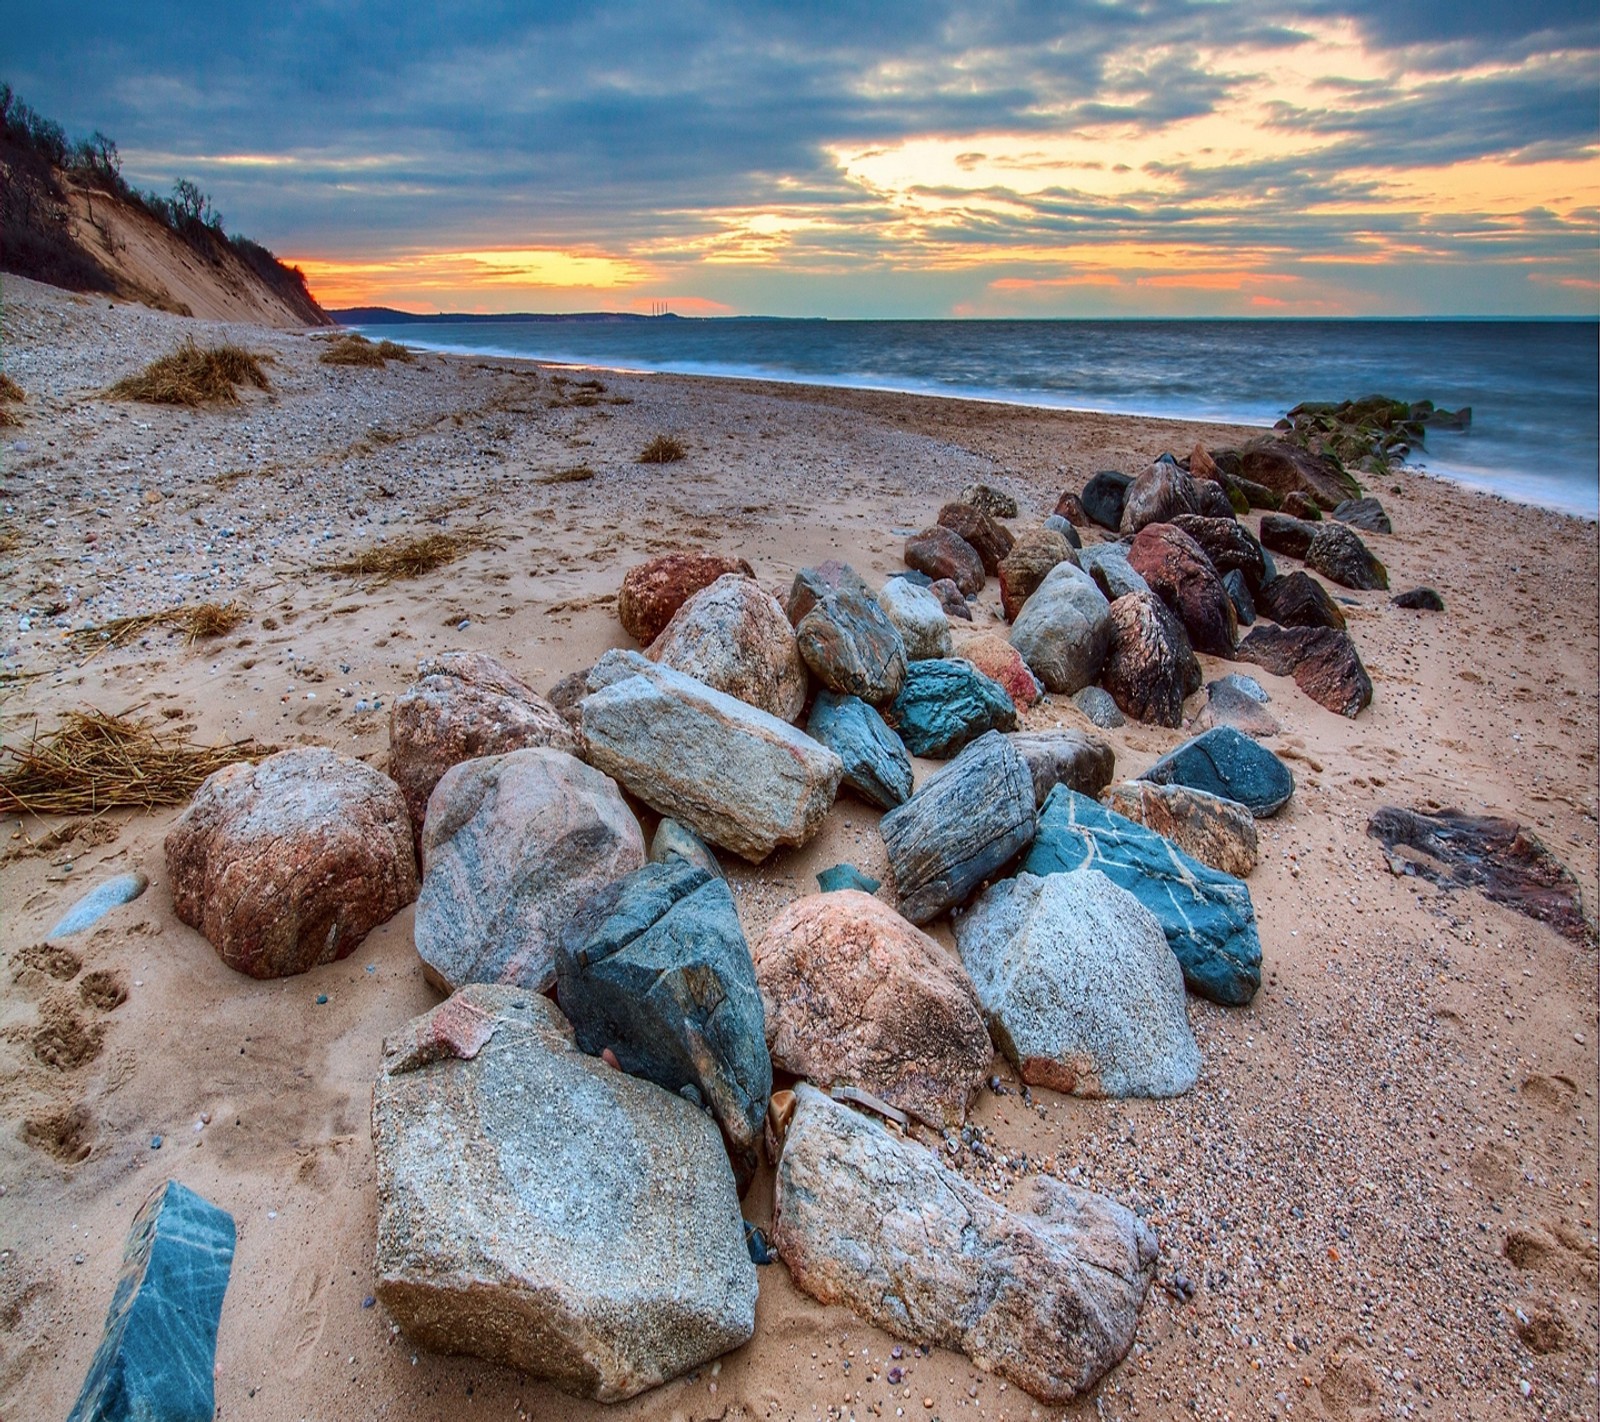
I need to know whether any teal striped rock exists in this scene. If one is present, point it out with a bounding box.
[888,658,1017,759]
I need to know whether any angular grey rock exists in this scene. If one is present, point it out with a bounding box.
[1008,562,1111,695]
[880,731,1036,925]
[415,747,645,994]
[955,870,1201,1097]
[817,862,882,894]
[1332,497,1392,534]
[1139,725,1295,817]
[877,576,954,661]
[1077,540,1151,601]
[788,562,908,704]
[1005,729,1116,808]
[1392,586,1444,611]
[68,1181,235,1422]
[772,1085,1158,1404]
[806,690,914,810]
[581,651,843,861]
[1306,521,1388,591]
[556,861,771,1184]
[650,817,724,880]
[887,658,1018,759]
[47,871,148,940]
[1222,569,1256,626]
[1258,513,1318,561]
[1042,514,1083,548]
[1071,685,1126,728]
[1204,678,1282,738]
[373,987,756,1401]
[1214,671,1269,703]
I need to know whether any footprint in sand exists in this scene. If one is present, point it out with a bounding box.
[1315,1342,1382,1422]
[78,968,129,1014]
[30,998,104,1071]
[19,1102,95,1163]
[280,1265,332,1378]
[11,943,81,985]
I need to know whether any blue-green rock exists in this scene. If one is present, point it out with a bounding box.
[1138,725,1294,817]
[68,1180,236,1422]
[556,860,771,1183]
[1023,785,1262,1005]
[817,863,881,894]
[888,658,1017,759]
[47,872,149,939]
[806,691,914,809]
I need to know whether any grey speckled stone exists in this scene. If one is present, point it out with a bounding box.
[47,872,148,940]
[1071,686,1126,728]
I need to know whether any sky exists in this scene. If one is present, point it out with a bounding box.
[10,1,1600,317]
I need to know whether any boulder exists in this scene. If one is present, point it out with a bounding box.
[1102,781,1260,877]
[1139,725,1294,817]
[1072,685,1126,728]
[1127,523,1237,657]
[1024,786,1263,1005]
[67,1182,235,1422]
[753,891,992,1128]
[581,651,843,860]
[1053,489,1091,525]
[415,747,645,993]
[1236,624,1374,718]
[880,731,1037,925]
[1076,541,1151,602]
[998,528,1077,621]
[619,553,754,645]
[887,658,1018,759]
[1256,571,1346,630]
[806,690,914,810]
[1258,513,1317,561]
[1332,497,1392,534]
[1119,461,1199,535]
[905,526,986,595]
[373,987,755,1401]
[948,630,1043,709]
[1042,514,1083,547]
[1214,671,1269,703]
[1281,491,1322,521]
[773,1085,1158,1403]
[389,652,581,841]
[1306,521,1388,591]
[788,562,908,705]
[1234,438,1360,509]
[1169,514,1267,592]
[1100,590,1202,728]
[1204,678,1282,738]
[938,502,1014,573]
[1005,729,1116,807]
[877,576,953,661]
[1080,471,1133,530]
[955,870,1201,1097]
[46,871,148,940]
[928,577,973,620]
[556,861,770,1182]
[1392,587,1445,611]
[1222,569,1256,627]
[960,483,1019,519]
[646,573,808,721]
[649,817,724,879]
[1008,562,1112,695]
[166,747,418,979]
[1193,480,1237,521]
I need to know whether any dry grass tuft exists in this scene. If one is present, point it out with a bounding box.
[639,434,687,464]
[0,373,24,423]
[537,465,596,484]
[0,708,276,815]
[319,334,415,368]
[107,340,271,407]
[69,602,248,654]
[314,529,498,586]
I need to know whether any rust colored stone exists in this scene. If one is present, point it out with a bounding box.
[618,553,754,644]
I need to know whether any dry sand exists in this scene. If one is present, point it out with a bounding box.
[1,273,1595,1422]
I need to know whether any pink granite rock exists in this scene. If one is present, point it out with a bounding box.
[618,553,754,644]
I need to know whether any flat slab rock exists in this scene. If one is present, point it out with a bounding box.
[1103,780,1260,878]
[1024,786,1263,1006]
[373,986,756,1402]
[1237,624,1374,718]
[1139,725,1294,818]
[772,1084,1157,1404]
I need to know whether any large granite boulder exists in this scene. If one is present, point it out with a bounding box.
[1233,438,1361,509]
[1237,624,1374,717]
[1100,590,1202,728]
[373,987,756,1401]
[1306,521,1388,591]
[1080,471,1133,531]
[415,747,645,994]
[955,870,1201,1098]
[998,527,1077,622]
[1255,571,1346,630]
[67,1182,235,1422]
[1258,513,1318,560]
[788,562,908,705]
[1076,540,1152,601]
[753,890,992,1128]
[1024,786,1263,1005]
[887,658,1018,759]
[166,747,418,979]
[772,1085,1158,1403]
[905,526,986,595]
[806,690,914,809]
[389,651,580,842]
[949,630,1043,709]
[1332,496,1392,534]
[878,576,954,661]
[1139,725,1294,817]
[880,731,1036,925]
[1005,729,1116,807]
[1103,781,1260,877]
[556,861,770,1184]
[1127,523,1237,657]
[1008,562,1112,695]
[1119,460,1200,535]
[581,652,843,860]
[1169,514,1266,592]
[646,573,808,721]
[938,501,1014,573]
[619,553,754,645]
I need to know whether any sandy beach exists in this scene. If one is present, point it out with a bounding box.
[1,273,1595,1422]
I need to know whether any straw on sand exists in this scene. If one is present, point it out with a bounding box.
[319,334,415,367]
[0,372,23,426]
[0,708,276,815]
[314,529,498,586]
[107,339,271,407]
[68,601,247,654]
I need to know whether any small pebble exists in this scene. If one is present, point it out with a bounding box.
[362,1295,376,1309]
[149,1135,162,1150]
[315,993,328,1005]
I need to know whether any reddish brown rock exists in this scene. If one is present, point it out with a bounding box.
[905,526,985,595]
[618,553,754,645]
[928,578,972,620]
[950,631,1043,709]
[1169,515,1266,593]
[1053,490,1090,526]
[998,528,1076,622]
[1127,523,1237,657]
[1189,444,1221,482]
[1101,591,1202,729]
[1119,462,1200,535]
[937,502,1014,574]
[1233,438,1361,509]
[390,651,580,841]
[752,891,993,1128]
[1103,781,1259,878]
[1237,624,1373,718]
[1256,571,1346,630]
[166,747,418,979]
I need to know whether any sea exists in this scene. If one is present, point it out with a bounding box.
[349,316,1599,520]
